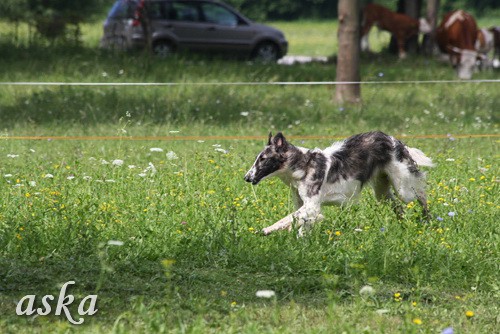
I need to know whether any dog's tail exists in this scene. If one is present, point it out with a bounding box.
[407,147,435,167]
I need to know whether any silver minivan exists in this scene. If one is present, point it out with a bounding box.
[100,0,288,61]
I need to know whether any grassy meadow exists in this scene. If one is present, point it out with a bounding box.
[0,16,499,334]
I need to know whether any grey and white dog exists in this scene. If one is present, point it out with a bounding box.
[244,131,434,236]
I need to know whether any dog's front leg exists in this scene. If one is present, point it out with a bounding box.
[293,199,323,237]
[261,213,295,235]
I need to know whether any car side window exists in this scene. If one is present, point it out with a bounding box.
[201,3,238,26]
[147,2,166,19]
[169,2,200,22]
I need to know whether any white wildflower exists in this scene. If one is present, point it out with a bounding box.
[4,174,13,178]
[146,162,156,174]
[150,148,164,152]
[166,151,178,160]
[215,148,228,154]
[240,111,249,117]
[44,174,54,179]
[29,181,37,187]
[67,176,75,180]
[107,240,124,246]
[7,154,19,158]
[255,290,275,298]
[112,159,124,166]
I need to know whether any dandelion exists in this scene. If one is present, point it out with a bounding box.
[335,231,341,236]
[412,318,422,325]
[465,310,474,318]
[231,301,237,307]
[469,177,476,182]
[256,290,275,298]
[359,285,375,297]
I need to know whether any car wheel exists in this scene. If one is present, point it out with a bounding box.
[153,41,175,57]
[252,42,280,63]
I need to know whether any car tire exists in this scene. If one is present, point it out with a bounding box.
[252,42,280,63]
[153,40,175,57]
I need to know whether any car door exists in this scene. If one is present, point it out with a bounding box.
[198,2,254,52]
[163,1,207,49]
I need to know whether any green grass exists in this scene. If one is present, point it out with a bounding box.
[0,18,499,333]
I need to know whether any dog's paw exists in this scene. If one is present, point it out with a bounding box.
[261,228,271,236]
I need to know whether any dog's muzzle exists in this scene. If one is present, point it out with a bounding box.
[244,170,259,185]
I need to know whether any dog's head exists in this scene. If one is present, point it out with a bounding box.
[244,132,289,185]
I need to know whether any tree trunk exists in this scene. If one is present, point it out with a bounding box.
[335,0,361,104]
[422,0,440,55]
[137,0,153,55]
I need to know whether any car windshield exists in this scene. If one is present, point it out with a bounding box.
[107,0,138,19]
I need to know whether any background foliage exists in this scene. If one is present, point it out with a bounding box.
[1,0,499,33]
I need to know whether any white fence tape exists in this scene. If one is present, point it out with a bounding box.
[0,79,499,86]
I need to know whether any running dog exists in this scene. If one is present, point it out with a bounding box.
[244,131,434,236]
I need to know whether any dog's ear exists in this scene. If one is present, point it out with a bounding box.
[268,132,273,145]
[272,132,288,151]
